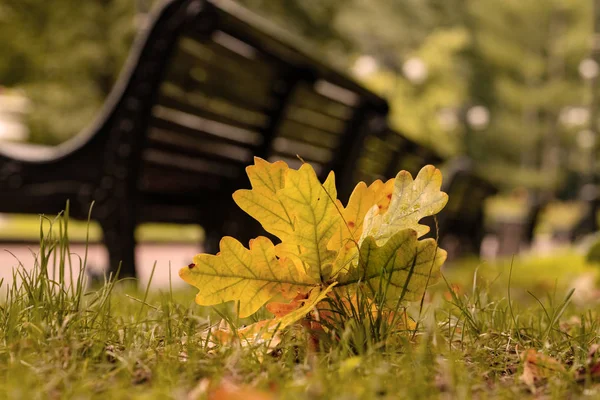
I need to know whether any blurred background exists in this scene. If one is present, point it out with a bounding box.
[0,0,595,184]
[1,0,600,286]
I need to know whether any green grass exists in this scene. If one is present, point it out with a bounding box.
[3,214,600,398]
[0,214,204,243]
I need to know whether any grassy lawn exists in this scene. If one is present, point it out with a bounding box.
[3,224,600,398]
[0,214,204,243]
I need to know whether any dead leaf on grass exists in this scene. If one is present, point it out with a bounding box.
[575,343,600,382]
[188,378,275,400]
[520,349,564,392]
[210,379,275,400]
[443,283,463,301]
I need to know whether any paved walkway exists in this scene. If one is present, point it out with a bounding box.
[0,243,202,290]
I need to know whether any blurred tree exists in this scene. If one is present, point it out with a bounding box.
[234,0,351,64]
[335,0,592,190]
[467,0,591,189]
[0,0,346,145]
[335,0,470,156]
[0,0,136,144]
[0,0,593,197]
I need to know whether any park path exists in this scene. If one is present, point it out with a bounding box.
[0,234,565,293]
[0,243,202,290]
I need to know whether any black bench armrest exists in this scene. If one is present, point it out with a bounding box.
[0,142,62,162]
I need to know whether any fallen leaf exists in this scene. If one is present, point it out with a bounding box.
[361,165,448,245]
[180,236,317,318]
[206,379,275,400]
[181,159,448,339]
[520,349,564,392]
[575,343,600,382]
[339,230,446,306]
[443,283,463,301]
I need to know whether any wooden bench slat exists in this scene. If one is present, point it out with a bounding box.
[167,46,276,94]
[271,137,333,164]
[279,114,347,138]
[156,92,267,132]
[151,106,263,146]
[277,121,340,149]
[180,33,280,79]
[160,83,269,127]
[284,106,347,135]
[140,166,223,192]
[291,85,354,120]
[163,41,279,111]
[147,128,253,164]
[162,76,275,113]
[142,149,242,178]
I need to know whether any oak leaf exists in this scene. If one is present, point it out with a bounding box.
[339,230,446,306]
[361,165,448,245]
[180,158,448,341]
[179,236,317,318]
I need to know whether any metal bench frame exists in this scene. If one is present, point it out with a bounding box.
[0,0,389,277]
[0,0,498,276]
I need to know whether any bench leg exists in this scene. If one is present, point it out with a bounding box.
[203,228,222,255]
[99,216,137,279]
[469,211,486,255]
[203,216,265,255]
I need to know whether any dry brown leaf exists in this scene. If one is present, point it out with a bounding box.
[520,349,564,392]
[266,292,309,317]
[187,378,210,400]
[209,379,275,400]
[575,343,600,382]
[443,283,463,301]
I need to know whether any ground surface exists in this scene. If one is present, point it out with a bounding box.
[0,243,198,289]
[3,217,600,398]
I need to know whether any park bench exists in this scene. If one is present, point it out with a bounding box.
[0,0,390,278]
[0,0,498,277]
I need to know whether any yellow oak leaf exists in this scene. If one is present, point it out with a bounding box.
[182,159,449,333]
[329,178,395,276]
[233,158,344,283]
[339,229,446,306]
[361,165,448,246]
[179,236,318,318]
[370,178,395,215]
[232,158,294,241]
[277,164,343,282]
[328,182,374,276]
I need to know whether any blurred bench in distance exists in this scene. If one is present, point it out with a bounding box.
[0,0,498,276]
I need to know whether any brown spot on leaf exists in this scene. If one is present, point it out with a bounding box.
[387,193,392,199]
[188,263,196,269]
[347,221,355,228]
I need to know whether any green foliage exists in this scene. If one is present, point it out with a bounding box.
[0,0,136,144]
[466,0,591,186]
[1,0,595,193]
[339,0,592,189]
[587,238,600,265]
[361,28,470,157]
